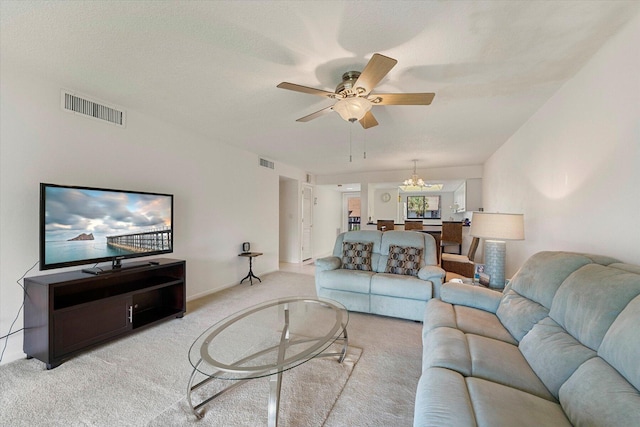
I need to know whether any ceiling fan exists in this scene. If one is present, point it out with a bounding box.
[277,53,435,129]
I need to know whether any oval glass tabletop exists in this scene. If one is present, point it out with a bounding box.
[188,297,348,380]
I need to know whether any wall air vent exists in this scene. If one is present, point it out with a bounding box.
[259,158,275,169]
[61,90,126,127]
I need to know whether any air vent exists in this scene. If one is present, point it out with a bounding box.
[61,90,126,127]
[259,158,275,169]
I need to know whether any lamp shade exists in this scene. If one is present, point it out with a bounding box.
[470,212,524,241]
[333,97,372,121]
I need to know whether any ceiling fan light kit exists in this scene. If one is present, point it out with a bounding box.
[277,53,435,129]
[333,97,372,122]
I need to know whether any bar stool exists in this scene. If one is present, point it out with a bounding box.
[404,220,423,231]
[441,221,463,255]
[376,220,395,231]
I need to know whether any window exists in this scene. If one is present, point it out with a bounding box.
[406,195,441,219]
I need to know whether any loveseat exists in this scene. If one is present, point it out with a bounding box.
[414,251,640,426]
[315,230,445,321]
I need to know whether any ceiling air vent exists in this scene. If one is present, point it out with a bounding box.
[259,158,275,169]
[61,90,126,127]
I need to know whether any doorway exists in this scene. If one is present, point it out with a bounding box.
[343,192,361,232]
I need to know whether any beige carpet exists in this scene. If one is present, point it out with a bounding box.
[0,271,422,426]
[150,345,362,426]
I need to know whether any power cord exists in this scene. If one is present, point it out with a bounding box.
[0,260,39,364]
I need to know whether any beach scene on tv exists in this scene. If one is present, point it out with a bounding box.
[43,186,172,266]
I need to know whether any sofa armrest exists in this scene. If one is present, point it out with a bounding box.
[418,265,446,299]
[440,282,503,313]
[315,256,341,271]
[418,265,446,281]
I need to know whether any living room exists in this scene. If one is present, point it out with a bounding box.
[1,2,639,425]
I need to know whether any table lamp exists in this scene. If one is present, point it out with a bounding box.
[469,212,524,288]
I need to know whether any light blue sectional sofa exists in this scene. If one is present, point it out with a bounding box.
[415,251,640,426]
[315,230,445,321]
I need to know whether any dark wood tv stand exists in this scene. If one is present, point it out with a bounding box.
[24,258,186,369]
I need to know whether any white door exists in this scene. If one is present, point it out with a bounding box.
[301,185,313,261]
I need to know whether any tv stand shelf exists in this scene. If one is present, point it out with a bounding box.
[24,258,186,369]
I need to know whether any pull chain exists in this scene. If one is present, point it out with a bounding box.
[349,123,353,163]
[363,128,367,159]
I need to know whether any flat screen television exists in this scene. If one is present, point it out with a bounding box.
[40,183,173,273]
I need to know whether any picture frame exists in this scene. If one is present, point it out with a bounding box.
[474,263,485,281]
[479,272,491,287]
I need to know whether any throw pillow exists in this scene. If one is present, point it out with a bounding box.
[342,241,373,271]
[385,245,423,276]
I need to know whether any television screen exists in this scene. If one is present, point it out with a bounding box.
[40,183,173,270]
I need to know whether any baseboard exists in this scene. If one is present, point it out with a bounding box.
[186,269,280,302]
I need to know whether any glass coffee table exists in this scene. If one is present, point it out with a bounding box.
[187,297,349,426]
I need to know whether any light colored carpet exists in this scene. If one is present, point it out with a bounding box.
[0,271,422,426]
[150,345,362,426]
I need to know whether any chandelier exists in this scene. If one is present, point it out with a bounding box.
[399,160,426,191]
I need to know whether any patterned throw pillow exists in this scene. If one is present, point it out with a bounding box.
[385,245,423,276]
[342,241,373,271]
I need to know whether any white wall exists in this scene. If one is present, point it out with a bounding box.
[0,66,306,364]
[372,188,399,222]
[312,186,343,258]
[482,14,640,277]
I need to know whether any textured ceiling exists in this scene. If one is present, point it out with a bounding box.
[2,1,638,177]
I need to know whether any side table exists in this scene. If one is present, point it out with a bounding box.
[238,252,263,285]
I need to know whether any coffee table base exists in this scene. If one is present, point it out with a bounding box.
[187,331,348,426]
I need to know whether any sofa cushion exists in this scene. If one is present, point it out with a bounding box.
[506,252,616,309]
[421,328,553,400]
[549,263,640,351]
[467,334,555,401]
[455,305,517,345]
[370,272,432,300]
[495,251,611,343]
[341,241,373,271]
[467,377,572,427]
[598,294,640,390]
[422,299,516,345]
[384,244,422,276]
[422,327,472,376]
[519,317,596,398]
[496,289,549,342]
[422,299,457,335]
[414,368,477,427]
[559,357,640,427]
[315,268,374,294]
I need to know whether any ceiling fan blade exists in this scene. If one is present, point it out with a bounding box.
[354,53,398,96]
[277,82,335,98]
[296,106,334,122]
[359,111,378,129]
[371,93,436,105]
